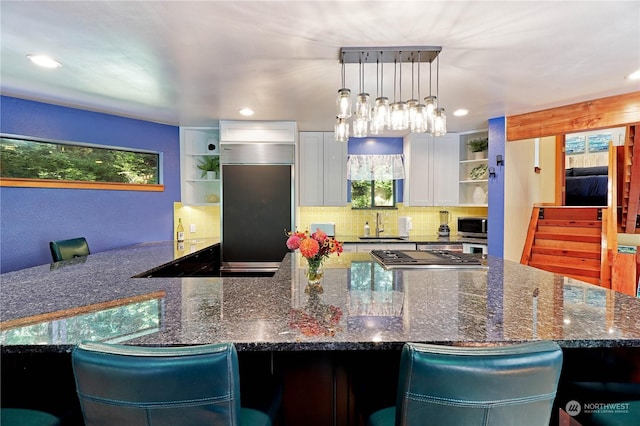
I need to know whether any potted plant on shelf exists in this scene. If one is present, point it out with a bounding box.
[467,138,488,159]
[197,156,219,179]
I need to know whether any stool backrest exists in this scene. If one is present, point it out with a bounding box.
[49,237,90,262]
[395,341,563,425]
[72,342,243,426]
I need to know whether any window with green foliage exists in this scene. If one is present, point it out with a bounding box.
[0,135,160,184]
[351,179,395,208]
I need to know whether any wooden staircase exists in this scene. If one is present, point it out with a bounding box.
[620,124,640,233]
[521,206,607,286]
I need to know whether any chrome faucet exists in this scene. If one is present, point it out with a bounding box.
[375,212,384,237]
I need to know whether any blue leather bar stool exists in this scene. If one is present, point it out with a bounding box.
[0,408,61,426]
[72,341,272,426]
[49,237,90,262]
[368,341,563,426]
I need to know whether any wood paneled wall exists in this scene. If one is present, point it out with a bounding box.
[506,92,640,141]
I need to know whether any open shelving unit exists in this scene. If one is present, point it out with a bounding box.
[459,131,489,206]
[180,126,221,205]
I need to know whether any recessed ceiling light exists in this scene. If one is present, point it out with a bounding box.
[239,108,254,116]
[628,70,640,80]
[27,54,62,68]
[453,109,468,117]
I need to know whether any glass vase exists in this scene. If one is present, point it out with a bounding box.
[305,257,324,293]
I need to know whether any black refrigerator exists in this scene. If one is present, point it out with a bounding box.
[220,143,294,273]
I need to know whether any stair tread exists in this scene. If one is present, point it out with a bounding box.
[531,246,601,259]
[538,219,602,228]
[534,233,601,243]
[529,255,601,270]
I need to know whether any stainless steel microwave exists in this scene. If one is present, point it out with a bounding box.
[458,217,488,238]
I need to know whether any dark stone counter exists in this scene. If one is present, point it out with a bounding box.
[2,240,639,352]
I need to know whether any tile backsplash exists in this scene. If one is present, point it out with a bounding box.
[298,204,487,237]
[174,202,487,240]
[173,202,221,240]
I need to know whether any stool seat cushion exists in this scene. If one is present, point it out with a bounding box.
[240,407,272,426]
[368,407,395,426]
[0,408,61,426]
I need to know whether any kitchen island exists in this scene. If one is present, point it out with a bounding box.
[1,239,639,349]
[2,240,640,425]
[2,240,639,350]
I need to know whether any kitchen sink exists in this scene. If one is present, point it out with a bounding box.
[359,236,408,241]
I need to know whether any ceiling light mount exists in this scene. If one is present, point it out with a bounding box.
[339,46,441,64]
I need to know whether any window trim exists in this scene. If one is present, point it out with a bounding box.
[0,133,164,191]
[0,177,164,191]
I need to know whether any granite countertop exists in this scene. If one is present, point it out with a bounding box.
[2,240,639,352]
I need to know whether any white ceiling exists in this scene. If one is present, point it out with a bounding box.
[1,1,639,135]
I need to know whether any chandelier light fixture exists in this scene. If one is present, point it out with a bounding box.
[334,46,445,142]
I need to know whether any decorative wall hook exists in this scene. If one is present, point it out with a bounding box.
[489,167,496,178]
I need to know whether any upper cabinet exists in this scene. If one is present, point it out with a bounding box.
[299,132,347,206]
[459,131,489,206]
[403,133,459,206]
[180,126,221,205]
[220,121,296,143]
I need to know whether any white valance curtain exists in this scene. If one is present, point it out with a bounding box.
[346,154,405,181]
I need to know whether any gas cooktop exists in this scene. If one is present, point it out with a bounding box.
[370,250,486,270]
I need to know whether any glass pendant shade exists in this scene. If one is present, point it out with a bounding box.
[424,96,437,116]
[372,96,390,128]
[355,93,371,120]
[411,104,428,133]
[389,101,409,130]
[407,98,419,125]
[370,114,385,135]
[423,96,437,133]
[353,118,368,137]
[433,108,447,136]
[336,88,352,118]
[335,117,350,142]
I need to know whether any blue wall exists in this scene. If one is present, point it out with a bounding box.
[487,116,505,258]
[0,96,180,273]
[347,136,404,203]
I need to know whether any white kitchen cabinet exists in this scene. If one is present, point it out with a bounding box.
[403,133,459,206]
[459,131,489,206]
[219,121,296,143]
[433,133,460,206]
[180,126,221,205]
[403,133,434,206]
[298,132,347,206]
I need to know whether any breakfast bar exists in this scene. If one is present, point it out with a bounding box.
[2,241,640,425]
[2,240,640,350]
